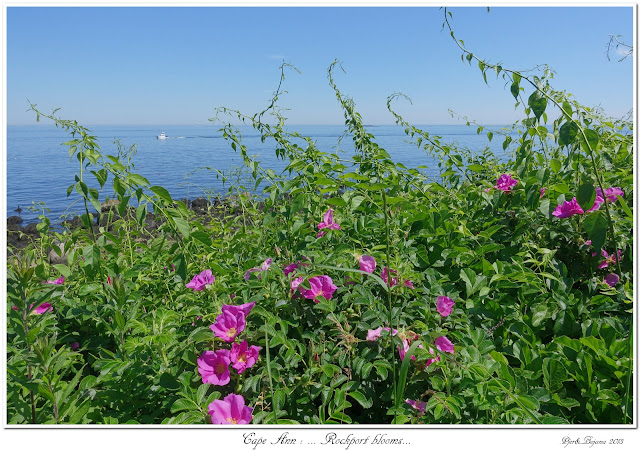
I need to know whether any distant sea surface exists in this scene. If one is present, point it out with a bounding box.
[7,124,515,225]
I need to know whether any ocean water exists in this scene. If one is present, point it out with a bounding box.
[6,124,515,225]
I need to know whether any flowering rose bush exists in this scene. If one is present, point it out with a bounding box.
[7,10,632,426]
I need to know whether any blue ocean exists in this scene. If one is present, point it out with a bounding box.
[6,124,515,225]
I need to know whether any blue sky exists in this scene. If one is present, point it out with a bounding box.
[6,5,634,125]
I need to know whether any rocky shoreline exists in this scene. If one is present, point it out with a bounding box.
[6,194,256,256]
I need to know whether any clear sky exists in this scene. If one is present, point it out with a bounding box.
[6,3,634,125]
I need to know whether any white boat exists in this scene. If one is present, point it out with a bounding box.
[157,132,167,139]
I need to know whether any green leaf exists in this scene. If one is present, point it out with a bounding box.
[172,217,190,240]
[558,121,579,147]
[583,211,608,253]
[349,391,373,409]
[135,204,147,225]
[576,183,596,211]
[467,164,484,172]
[582,129,600,153]
[128,173,149,187]
[527,91,547,121]
[550,159,561,173]
[325,197,347,207]
[531,303,549,327]
[616,195,633,219]
[170,398,198,413]
[150,185,173,204]
[191,231,212,247]
[510,78,520,99]
[543,358,569,390]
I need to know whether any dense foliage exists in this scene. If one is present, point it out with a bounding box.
[7,11,633,424]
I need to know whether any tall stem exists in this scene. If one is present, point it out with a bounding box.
[382,190,397,423]
[21,289,36,423]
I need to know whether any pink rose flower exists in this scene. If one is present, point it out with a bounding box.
[425,347,440,368]
[359,255,376,274]
[317,208,341,238]
[208,393,253,425]
[604,273,620,287]
[604,187,624,202]
[197,349,231,386]
[406,399,427,413]
[186,269,215,291]
[366,327,397,342]
[552,197,584,218]
[210,308,246,342]
[398,338,423,361]
[598,249,622,269]
[435,336,455,354]
[244,258,272,281]
[223,302,255,318]
[436,296,455,317]
[43,276,64,285]
[299,275,337,303]
[230,340,261,374]
[494,174,518,193]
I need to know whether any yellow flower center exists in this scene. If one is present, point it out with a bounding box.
[238,354,247,363]
[226,327,237,337]
[226,417,238,424]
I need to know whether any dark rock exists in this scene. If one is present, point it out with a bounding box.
[23,223,38,235]
[191,197,210,214]
[7,216,23,225]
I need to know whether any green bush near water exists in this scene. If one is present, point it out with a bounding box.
[6,12,633,425]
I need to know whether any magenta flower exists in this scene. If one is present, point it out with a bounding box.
[283,262,299,276]
[398,338,423,361]
[604,273,620,287]
[222,302,255,318]
[552,197,584,218]
[494,174,518,193]
[425,347,440,369]
[230,340,261,374]
[208,393,253,425]
[435,336,455,354]
[381,267,399,287]
[290,276,304,297]
[359,255,376,274]
[598,249,622,269]
[403,280,415,290]
[584,240,592,246]
[70,342,80,351]
[299,275,337,303]
[406,399,427,413]
[540,187,546,199]
[33,303,53,314]
[186,269,215,291]
[605,187,624,202]
[210,308,246,342]
[43,276,64,285]
[244,258,272,281]
[12,303,53,314]
[366,327,397,342]
[197,349,232,386]
[436,296,455,317]
[317,208,341,238]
